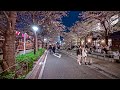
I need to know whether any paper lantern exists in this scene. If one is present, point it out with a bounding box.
[22,34,24,37]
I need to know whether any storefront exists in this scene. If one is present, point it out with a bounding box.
[109,31,120,51]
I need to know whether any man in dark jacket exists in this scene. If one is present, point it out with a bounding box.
[48,45,52,54]
[52,45,56,54]
[76,46,82,65]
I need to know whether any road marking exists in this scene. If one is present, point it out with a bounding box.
[38,51,48,79]
[53,53,61,58]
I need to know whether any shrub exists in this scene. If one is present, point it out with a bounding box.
[0,48,45,79]
[0,71,15,79]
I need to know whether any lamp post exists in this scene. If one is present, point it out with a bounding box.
[23,33,27,54]
[32,26,38,54]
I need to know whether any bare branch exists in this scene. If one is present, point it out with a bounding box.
[3,11,9,20]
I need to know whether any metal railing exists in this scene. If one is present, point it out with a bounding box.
[62,49,115,62]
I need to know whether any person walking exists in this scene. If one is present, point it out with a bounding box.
[48,44,52,54]
[76,46,82,65]
[57,45,60,52]
[52,45,56,54]
[82,47,88,65]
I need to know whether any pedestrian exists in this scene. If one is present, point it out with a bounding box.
[57,45,60,52]
[52,45,56,54]
[82,47,88,65]
[48,44,52,54]
[76,46,82,65]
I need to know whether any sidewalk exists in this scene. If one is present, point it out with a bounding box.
[61,49,120,79]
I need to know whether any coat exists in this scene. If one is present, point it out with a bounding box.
[82,49,87,57]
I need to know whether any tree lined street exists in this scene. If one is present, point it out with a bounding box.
[0,11,120,79]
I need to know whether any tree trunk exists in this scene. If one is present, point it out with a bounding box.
[2,11,17,71]
[105,29,108,46]
[102,21,108,46]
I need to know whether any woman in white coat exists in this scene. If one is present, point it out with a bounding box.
[82,47,87,65]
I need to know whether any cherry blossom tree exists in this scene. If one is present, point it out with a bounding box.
[80,11,120,46]
[0,11,67,70]
[0,11,17,70]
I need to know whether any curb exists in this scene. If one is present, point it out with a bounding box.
[25,50,48,79]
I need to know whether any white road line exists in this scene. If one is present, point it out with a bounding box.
[53,53,61,58]
[38,51,48,79]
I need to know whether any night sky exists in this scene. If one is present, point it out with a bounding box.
[62,11,81,28]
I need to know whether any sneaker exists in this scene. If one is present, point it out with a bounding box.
[79,62,81,65]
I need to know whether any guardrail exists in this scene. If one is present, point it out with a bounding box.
[88,52,115,62]
[61,50,116,62]
[25,50,48,79]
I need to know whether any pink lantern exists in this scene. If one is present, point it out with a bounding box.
[16,31,19,35]
[16,31,21,36]
[18,32,20,35]
[22,34,24,37]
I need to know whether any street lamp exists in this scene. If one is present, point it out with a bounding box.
[32,26,38,32]
[32,25,38,54]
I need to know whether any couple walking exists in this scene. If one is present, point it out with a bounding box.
[48,44,56,54]
[76,46,92,65]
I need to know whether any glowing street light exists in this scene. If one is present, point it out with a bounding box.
[32,26,38,32]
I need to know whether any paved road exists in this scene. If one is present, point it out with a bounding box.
[41,52,110,79]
